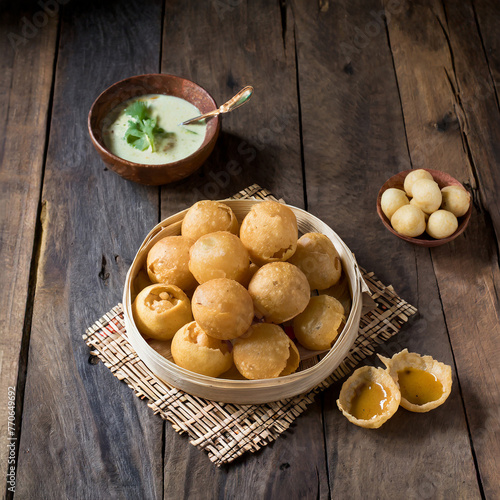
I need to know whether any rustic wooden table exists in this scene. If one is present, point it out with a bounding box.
[1,0,499,498]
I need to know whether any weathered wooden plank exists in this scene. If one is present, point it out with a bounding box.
[163,399,328,499]
[0,5,58,495]
[14,1,165,498]
[158,1,329,496]
[292,0,481,497]
[441,0,500,245]
[160,0,305,211]
[471,0,500,108]
[383,1,500,497]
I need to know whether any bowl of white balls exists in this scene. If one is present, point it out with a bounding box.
[377,169,472,247]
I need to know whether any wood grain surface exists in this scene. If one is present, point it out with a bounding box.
[441,0,500,243]
[1,0,499,498]
[292,0,479,497]
[384,2,500,497]
[0,4,58,490]
[160,0,304,211]
[158,1,329,497]
[13,1,164,498]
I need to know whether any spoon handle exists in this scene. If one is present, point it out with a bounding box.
[179,86,253,126]
[219,86,253,113]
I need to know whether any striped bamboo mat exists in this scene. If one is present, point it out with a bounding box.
[83,184,417,466]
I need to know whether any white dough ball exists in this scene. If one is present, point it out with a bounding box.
[441,185,470,217]
[391,205,426,238]
[381,188,410,220]
[426,210,458,239]
[410,179,442,214]
[403,169,434,197]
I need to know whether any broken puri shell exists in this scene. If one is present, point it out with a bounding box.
[337,366,401,429]
[171,321,233,377]
[132,284,193,340]
[378,349,452,413]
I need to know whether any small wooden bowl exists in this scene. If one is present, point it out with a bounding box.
[88,74,220,185]
[377,169,472,247]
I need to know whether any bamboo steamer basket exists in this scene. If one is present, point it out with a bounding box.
[123,200,368,404]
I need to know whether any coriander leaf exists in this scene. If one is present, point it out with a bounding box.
[142,118,157,152]
[181,126,199,135]
[124,121,150,151]
[123,101,169,153]
[125,101,149,121]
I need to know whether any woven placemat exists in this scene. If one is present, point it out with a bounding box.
[83,184,417,466]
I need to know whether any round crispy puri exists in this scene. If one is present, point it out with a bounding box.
[233,323,300,379]
[171,321,233,377]
[132,283,193,340]
[239,201,298,266]
[192,278,254,340]
[147,236,196,291]
[248,262,310,323]
[293,295,344,351]
[288,232,342,290]
[181,200,239,241]
[189,231,249,284]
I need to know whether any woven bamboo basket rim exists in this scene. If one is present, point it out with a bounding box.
[122,200,368,404]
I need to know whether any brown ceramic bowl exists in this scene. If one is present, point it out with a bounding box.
[88,74,220,185]
[377,169,472,247]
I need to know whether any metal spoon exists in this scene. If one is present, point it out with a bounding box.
[179,86,254,126]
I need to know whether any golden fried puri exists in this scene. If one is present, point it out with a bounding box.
[293,295,345,351]
[248,262,310,323]
[191,278,254,340]
[171,321,233,377]
[288,232,342,290]
[189,231,249,284]
[147,236,196,291]
[233,323,300,379]
[239,201,298,265]
[132,284,193,340]
[181,200,239,241]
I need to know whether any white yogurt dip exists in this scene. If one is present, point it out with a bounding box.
[102,94,207,164]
